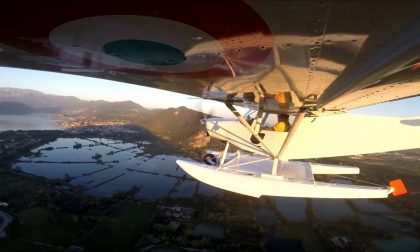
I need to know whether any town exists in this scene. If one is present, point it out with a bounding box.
[59,120,128,128]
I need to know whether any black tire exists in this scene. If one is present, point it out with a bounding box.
[203,153,217,166]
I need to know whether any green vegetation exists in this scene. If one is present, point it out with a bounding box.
[111,204,156,224]
[0,240,59,252]
[0,171,83,251]
[18,207,57,226]
[276,224,325,251]
[82,204,156,251]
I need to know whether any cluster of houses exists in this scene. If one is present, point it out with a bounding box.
[160,206,194,220]
[157,206,194,231]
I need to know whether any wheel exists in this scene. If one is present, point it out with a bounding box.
[203,153,217,166]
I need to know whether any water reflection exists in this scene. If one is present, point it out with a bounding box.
[0,114,62,131]
[14,137,219,200]
[351,199,393,213]
[373,236,420,252]
[358,214,401,232]
[312,199,353,221]
[198,182,223,197]
[253,208,278,225]
[275,197,307,222]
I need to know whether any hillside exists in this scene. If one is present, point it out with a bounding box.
[64,103,208,147]
[140,106,206,142]
[0,87,210,148]
[62,100,150,120]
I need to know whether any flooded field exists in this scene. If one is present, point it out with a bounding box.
[312,199,354,221]
[275,197,307,222]
[373,236,420,252]
[13,137,220,200]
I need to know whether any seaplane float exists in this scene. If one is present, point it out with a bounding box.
[177,97,413,199]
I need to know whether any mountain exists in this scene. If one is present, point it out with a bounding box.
[0,87,210,148]
[0,101,62,114]
[0,87,85,110]
[63,100,150,120]
[65,102,208,146]
[141,106,204,141]
[0,101,35,114]
[0,87,150,115]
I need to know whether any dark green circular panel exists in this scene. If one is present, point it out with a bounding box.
[103,40,186,65]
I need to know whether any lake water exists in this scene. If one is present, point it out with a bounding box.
[253,208,279,225]
[351,199,393,213]
[312,199,354,221]
[13,137,220,200]
[357,214,402,232]
[0,114,62,131]
[275,197,307,222]
[373,236,420,252]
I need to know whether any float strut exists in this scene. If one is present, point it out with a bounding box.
[219,142,230,167]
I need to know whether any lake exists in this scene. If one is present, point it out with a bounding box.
[351,199,393,213]
[13,137,221,200]
[312,199,354,221]
[275,197,307,222]
[373,236,420,252]
[253,208,279,225]
[0,114,62,131]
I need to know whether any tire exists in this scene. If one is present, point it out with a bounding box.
[203,153,217,166]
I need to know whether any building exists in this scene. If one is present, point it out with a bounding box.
[159,206,194,220]
[328,236,352,250]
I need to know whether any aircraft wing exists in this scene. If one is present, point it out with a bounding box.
[0,1,419,112]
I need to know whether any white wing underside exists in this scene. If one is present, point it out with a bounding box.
[206,114,420,159]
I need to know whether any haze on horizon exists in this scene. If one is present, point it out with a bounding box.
[1,66,420,117]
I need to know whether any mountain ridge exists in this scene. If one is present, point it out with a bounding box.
[0,87,210,148]
[0,87,86,110]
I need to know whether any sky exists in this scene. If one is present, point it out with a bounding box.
[1,66,420,118]
[0,67,233,117]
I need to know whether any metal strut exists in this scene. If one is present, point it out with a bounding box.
[225,102,274,158]
[276,110,306,159]
[272,109,306,176]
[219,142,230,167]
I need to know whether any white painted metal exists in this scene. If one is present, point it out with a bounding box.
[206,114,420,159]
[311,163,359,174]
[206,118,287,157]
[272,158,279,176]
[219,142,230,167]
[276,111,305,160]
[176,155,391,198]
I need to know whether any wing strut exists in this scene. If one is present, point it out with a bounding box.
[271,109,306,176]
[225,102,274,158]
[276,110,306,160]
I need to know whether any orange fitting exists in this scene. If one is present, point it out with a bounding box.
[275,92,287,104]
[389,179,407,196]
